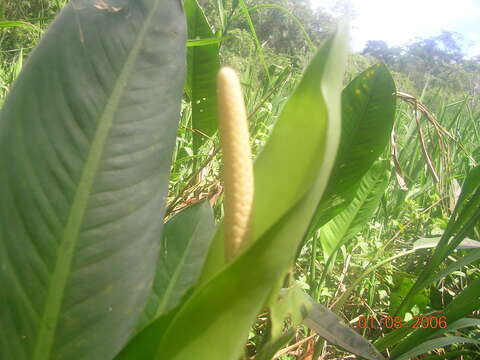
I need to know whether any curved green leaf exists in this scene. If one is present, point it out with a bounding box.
[0,1,186,359]
[311,63,396,229]
[185,0,220,153]
[116,25,348,360]
[138,200,215,330]
[200,24,348,280]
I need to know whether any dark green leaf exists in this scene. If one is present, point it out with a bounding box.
[115,310,177,360]
[310,64,396,229]
[201,25,348,280]
[437,318,480,334]
[0,1,186,359]
[388,273,429,318]
[431,249,480,285]
[137,200,215,330]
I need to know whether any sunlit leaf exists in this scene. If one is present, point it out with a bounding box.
[116,25,349,360]
[185,0,220,153]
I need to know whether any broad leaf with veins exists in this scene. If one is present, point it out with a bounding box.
[0,1,186,359]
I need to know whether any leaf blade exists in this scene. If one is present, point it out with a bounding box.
[138,201,216,329]
[185,0,220,152]
[0,1,186,359]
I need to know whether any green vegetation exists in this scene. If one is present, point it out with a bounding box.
[1,1,479,360]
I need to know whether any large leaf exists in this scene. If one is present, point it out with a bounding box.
[185,0,220,153]
[320,160,389,256]
[200,25,348,280]
[116,25,348,360]
[310,63,396,229]
[0,1,186,359]
[137,200,215,330]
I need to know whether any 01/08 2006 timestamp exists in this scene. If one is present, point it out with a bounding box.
[357,315,447,329]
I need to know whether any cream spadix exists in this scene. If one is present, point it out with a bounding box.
[217,67,254,260]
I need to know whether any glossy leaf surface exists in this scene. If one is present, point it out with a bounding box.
[200,25,348,280]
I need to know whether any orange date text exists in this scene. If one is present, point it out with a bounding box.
[357,315,447,329]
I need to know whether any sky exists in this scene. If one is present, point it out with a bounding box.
[311,0,480,57]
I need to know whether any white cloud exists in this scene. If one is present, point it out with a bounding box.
[469,43,480,57]
[311,0,480,52]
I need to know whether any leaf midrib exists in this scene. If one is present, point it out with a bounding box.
[32,2,163,358]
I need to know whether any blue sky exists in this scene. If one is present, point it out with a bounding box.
[311,0,480,57]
